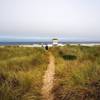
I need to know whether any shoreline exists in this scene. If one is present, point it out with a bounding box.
[0,43,100,48]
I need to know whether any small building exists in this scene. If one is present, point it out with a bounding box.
[52,38,59,46]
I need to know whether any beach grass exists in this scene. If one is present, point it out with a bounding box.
[50,45,100,100]
[0,46,49,100]
[0,45,100,100]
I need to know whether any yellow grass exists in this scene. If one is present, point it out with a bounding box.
[0,46,49,100]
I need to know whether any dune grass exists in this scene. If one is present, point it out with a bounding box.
[0,46,49,100]
[0,45,100,100]
[50,45,100,100]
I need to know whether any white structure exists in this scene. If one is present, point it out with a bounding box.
[52,38,59,46]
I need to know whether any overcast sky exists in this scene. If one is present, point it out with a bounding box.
[0,0,100,40]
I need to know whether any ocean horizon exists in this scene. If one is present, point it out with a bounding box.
[0,41,100,46]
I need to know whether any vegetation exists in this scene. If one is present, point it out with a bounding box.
[0,46,49,100]
[50,45,100,100]
[0,45,100,100]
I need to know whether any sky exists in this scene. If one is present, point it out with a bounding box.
[0,0,100,41]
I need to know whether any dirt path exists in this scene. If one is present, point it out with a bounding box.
[42,53,55,100]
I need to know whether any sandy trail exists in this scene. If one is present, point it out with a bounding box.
[42,53,55,100]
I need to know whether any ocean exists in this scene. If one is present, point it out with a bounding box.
[0,41,100,46]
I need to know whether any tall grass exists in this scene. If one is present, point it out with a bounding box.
[50,45,100,100]
[0,46,49,100]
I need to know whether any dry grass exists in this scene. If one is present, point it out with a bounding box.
[0,46,49,100]
[50,45,100,100]
[0,45,100,100]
